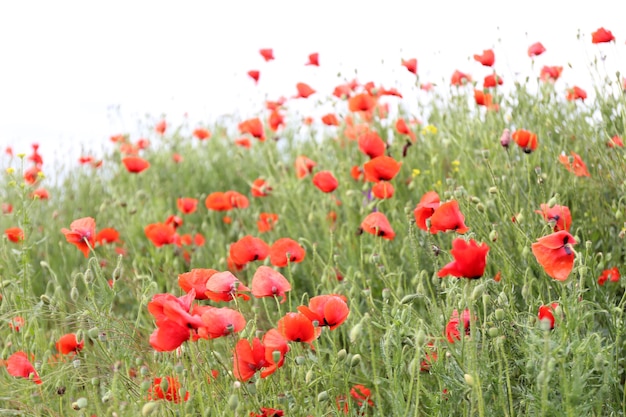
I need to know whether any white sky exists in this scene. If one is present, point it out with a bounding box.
[0,1,624,166]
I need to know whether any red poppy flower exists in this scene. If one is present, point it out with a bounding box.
[473,49,495,67]
[294,155,317,179]
[31,188,49,199]
[165,215,184,230]
[225,190,249,209]
[155,120,167,135]
[193,128,211,140]
[371,181,394,199]
[350,165,364,181]
[566,86,587,101]
[257,212,278,233]
[483,74,503,88]
[535,204,572,232]
[205,270,250,302]
[178,268,219,300]
[247,70,260,84]
[297,294,349,330]
[540,66,563,82]
[2,203,13,214]
[598,267,620,286]
[95,227,120,245]
[56,333,84,355]
[559,152,590,177]
[608,135,624,148]
[438,238,489,279]
[199,307,246,339]
[122,156,150,173]
[295,82,316,99]
[360,212,395,240]
[62,217,96,257]
[5,227,24,243]
[148,376,189,403]
[591,27,615,44]
[268,110,285,131]
[413,191,440,231]
[277,312,321,347]
[531,230,577,281]
[445,309,471,343]
[259,48,274,61]
[350,384,375,407]
[251,407,285,417]
[348,93,377,113]
[528,42,546,57]
[177,197,198,214]
[251,178,271,197]
[251,265,291,302]
[402,58,417,74]
[235,137,252,148]
[429,200,469,234]
[9,316,24,332]
[6,351,42,384]
[144,222,176,247]
[205,192,232,211]
[363,156,402,182]
[312,171,339,193]
[270,238,305,267]
[451,70,472,86]
[358,131,386,159]
[321,113,340,126]
[395,118,416,141]
[233,337,269,382]
[23,166,41,184]
[306,52,319,66]
[512,129,538,153]
[229,235,270,266]
[239,117,265,141]
[538,303,559,330]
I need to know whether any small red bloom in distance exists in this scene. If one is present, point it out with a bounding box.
[358,131,386,159]
[62,217,96,257]
[177,197,198,214]
[528,42,546,57]
[233,337,269,382]
[538,303,559,330]
[607,135,624,148]
[535,204,572,232]
[360,212,395,240]
[277,312,321,348]
[229,236,270,266]
[395,118,416,141]
[250,407,285,417]
[566,86,587,101]
[193,128,211,140]
[438,238,489,279]
[321,113,340,126]
[144,222,176,247]
[56,333,84,355]
[270,238,305,267]
[473,49,495,67]
[531,230,577,281]
[6,351,42,384]
[540,66,563,82]
[306,52,319,66]
[483,74,503,88]
[512,129,538,153]
[148,376,189,403]
[351,384,375,407]
[558,152,590,177]
[297,294,349,330]
[363,156,402,182]
[248,70,260,83]
[445,309,471,343]
[205,192,232,211]
[413,191,440,231]
[294,155,317,179]
[31,188,49,199]
[429,200,469,234]
[312,171,339,193]
[251,265,291,302]
[295,82,316,99]
[372,181,394,199]
[259,48,274,61]
[122,156,150,173]
[155,120,167,135]
[348,93,377,112]
[251,178,272,197]
[5,227,24,243]
[591,27,615,44]
[451,70,472,86]
[239,117,265,141]
[402,58,417,74]
[257,212,278,233]
[598,267,620,286]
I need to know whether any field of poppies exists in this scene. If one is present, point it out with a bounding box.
[1,27,626,416]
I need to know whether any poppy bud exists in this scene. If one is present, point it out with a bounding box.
[228,394,239,410]
[142,402,160,416]
[488,187,498,194]
[306,369,314,384]
[337,349,347,362]
[295,356,305,365]
[317,391,330,402]
[83,268,93,284]
[476,203,486,212]
[495,309,505,321]
[464,374,475,386]
[471,196,481,204]
[272,350,282,364]
[415,329,427,346]
[174,364,184,374]
[140,380,152,391]
[87,327,99,340]
[40,294,51,304]
[70,287,79,302]
[471,284,485,301]
[349,322,363,344]
[489,230,498,242]
[75,397,88,410]
[482,150,490,160]
[350,354,362,368]
[382,288,391,301]
[488,327,499,337]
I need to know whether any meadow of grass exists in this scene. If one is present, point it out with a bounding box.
[1,31,626,417]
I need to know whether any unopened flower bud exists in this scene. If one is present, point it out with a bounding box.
[350,354,362,368]
[464,373,475,386]
[142,402,159,416]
